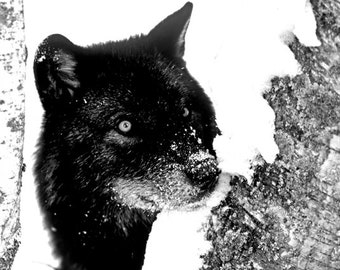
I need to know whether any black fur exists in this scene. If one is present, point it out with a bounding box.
[33,2,220,270]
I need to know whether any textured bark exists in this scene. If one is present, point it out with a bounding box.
[202,1,340,269]
[0,0,25,269]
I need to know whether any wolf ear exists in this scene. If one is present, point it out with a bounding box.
[147,2,193,59]
[34,34,80,110]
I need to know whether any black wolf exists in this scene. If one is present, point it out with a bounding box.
[33,2,220,270]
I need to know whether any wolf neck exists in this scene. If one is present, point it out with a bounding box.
[36,153,157,270]
[92,206,157,270]
[59,204,156,270]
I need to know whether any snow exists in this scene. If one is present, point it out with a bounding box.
[143,173,231,270]
[12,1,320,270]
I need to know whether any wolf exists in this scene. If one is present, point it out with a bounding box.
[33,2,220,270]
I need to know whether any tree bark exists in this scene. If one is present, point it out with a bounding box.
[0,0,26,269]
[202,1,340,269]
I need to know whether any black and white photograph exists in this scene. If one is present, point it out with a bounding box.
[1,0,340,270]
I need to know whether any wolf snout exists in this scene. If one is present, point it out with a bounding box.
[184,150,220,188]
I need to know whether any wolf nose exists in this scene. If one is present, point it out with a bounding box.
[184,150,220,187]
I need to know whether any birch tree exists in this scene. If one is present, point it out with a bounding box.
[0,0,25,269]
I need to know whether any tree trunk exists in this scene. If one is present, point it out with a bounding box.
[0,0,26,269]
[202,0,340,269]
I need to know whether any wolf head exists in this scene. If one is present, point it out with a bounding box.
[34,2,220,214]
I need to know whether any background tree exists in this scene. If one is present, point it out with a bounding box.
[0,0,25,269]
[202,0,340,269]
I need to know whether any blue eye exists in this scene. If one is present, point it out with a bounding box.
[183,107,190,117]
[118,120,132,133]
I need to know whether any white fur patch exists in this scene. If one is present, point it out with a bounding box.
[177,18,191,56]
[56,51,80,90]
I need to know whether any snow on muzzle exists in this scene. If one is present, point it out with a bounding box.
[109,149,221,211]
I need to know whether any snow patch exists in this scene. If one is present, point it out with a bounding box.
[185,0,319,179]
[143,173,231,270]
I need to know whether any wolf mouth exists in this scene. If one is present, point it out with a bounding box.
[111,162,220,212]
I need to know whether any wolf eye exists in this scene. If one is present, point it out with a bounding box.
[118,120,132,134]
[183,107,190,117]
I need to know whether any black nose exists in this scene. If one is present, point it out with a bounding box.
[184,150,220,188]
